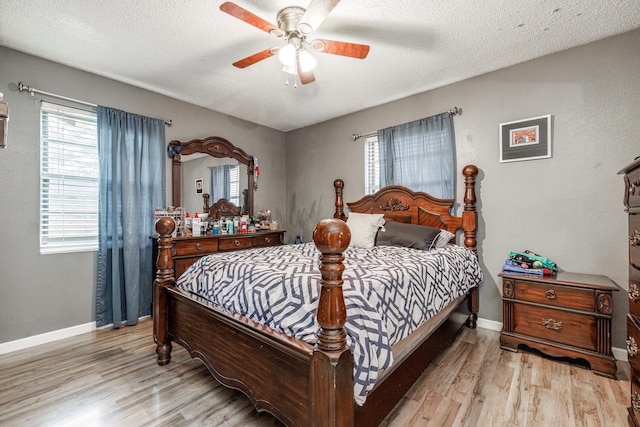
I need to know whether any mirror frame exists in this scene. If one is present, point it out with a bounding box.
[168,136,255,216]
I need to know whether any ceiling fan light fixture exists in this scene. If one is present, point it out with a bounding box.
[298,49,317,72]
[278,42,296,66]
[282,64,297,75]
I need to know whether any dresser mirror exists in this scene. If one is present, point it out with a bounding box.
[169,136,254,217]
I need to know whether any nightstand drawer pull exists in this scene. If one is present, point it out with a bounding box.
[545,289,556,300]
[628,337,638,357]
[633,391,640,412]
[631,229,640,246]
[541,318,562,331]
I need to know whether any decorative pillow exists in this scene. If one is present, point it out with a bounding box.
[346,213,386,248]
[375,221,442,250]
[433,230,455,248]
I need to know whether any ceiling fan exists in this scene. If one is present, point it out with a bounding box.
[220,0,370,85]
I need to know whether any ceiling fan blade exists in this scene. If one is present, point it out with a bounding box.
[311,39,370,59]
[232,48,277,68]
[298,0,341,35]
[220,2,283,36]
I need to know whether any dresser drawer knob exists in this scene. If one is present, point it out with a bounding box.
[265,237,271,243]
[631,282,640,302]
[633,391,640,412]
[541,318,562,331]
[195,243,202,251]
[234,240,240,247]
[628,337,638,357]
[545,289,556,300]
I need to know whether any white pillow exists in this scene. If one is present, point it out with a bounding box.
[433,230,455,248]
[346,213,385,248]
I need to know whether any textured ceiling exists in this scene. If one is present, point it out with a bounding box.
[1,0,639,132]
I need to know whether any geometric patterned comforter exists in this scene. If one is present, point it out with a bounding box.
[176,242,483,405]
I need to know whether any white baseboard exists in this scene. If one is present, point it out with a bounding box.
[0,321,96,355]
[476,317,628,363]
[0,316,628,364]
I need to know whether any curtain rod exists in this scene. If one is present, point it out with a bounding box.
[17,82,173,126]
[351,106,461,141]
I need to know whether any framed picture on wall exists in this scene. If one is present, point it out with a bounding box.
[499,115,552,163]
[195,178,203,194]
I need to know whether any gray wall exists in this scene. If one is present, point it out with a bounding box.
[285,29,640,348]
[2,29,639,350]
[0,46,286,344]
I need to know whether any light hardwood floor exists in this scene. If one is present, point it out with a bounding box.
[0,319,630,426]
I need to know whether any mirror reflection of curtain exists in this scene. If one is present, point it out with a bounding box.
[210,165,231,201]
[378,112,454,199]
[96,106,165,328]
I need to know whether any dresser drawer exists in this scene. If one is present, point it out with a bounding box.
[174,257,201,278]
[509,279,595,311]
[513,304,597,351]
[628,315,640,371]
[624,167,640,208]
[630,267,640,317]
[173,238,219,256]
[252,233,282,248]
[630,214,640,269]
[219,236,253,251]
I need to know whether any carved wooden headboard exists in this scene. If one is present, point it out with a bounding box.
[333,165,479,253]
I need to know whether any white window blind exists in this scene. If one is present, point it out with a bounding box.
[364,135,380,194]
[40,102,99,254]
[229,164,240,206]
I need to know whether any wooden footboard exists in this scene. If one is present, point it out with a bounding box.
[153,166,480,426]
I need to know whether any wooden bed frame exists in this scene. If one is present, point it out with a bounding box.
[153,164,480,426]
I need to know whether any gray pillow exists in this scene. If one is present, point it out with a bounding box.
[375,221,443,250]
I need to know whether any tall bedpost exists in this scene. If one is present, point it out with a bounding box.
[310,219,354,426]
[333,179,346,221]
[154,217,175,366]
[462,164,479,328]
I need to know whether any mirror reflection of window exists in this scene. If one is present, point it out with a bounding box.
[210,164,240,206]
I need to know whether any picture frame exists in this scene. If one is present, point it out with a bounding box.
[195,178,203,194]
[499,114,552,163]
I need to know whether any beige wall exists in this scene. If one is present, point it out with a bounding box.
[0,46,286,344]
[285,29,640,348]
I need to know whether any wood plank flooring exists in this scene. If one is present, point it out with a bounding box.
[0,319,630,426]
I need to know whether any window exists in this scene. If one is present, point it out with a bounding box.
[364,135,380,194]
[40,102,99,253]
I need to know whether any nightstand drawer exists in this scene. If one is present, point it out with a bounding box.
[510,279,595,311]
[629,315,640,368]
[219,236,253,251]
[513,304,597,351]
[173,238,219,256]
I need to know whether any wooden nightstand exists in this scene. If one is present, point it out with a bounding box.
[499,271,619,378]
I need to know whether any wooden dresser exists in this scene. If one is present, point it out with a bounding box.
[155,231,285,278]
[620,158,640,425]
[500,271,618,378]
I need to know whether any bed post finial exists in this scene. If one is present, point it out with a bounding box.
[333,179,345,220]
[462,165,478,255]
[313,218,351,352]
[154,216,175,366]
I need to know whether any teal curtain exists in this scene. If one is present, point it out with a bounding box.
[96,106,165,328]
[378,112,455,199]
